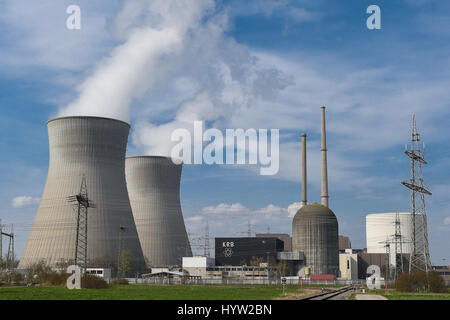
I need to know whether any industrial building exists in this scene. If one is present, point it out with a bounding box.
[18,116,146,274]
[292,107,339,277]
[339,235,352,252]
[125,156,192,267]
[215,237,284,266]
[338,249,358,280]
[182,256,275,282]
[255,233,292,251]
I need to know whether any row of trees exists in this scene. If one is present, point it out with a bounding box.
[395,271,446,293]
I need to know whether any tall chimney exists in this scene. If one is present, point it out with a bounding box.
[321,106,329,207]
[301,133,307,206]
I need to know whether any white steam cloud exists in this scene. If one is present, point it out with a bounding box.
[58,0,292,159]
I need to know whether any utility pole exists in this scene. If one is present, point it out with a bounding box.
[2,225,15,280]
[379,238,391,283]
[67,175,95,274]
[247,220,252,237]
[117,225,126,278]
[394,208,404,280]
[401,115,432,272]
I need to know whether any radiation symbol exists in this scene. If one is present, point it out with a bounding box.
[224,247,233,257]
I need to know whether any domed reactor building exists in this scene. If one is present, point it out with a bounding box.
[125,156,192,268]
[292,107,339,277]
[18,116,146,274]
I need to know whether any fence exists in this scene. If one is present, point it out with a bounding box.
[128,277,367,286]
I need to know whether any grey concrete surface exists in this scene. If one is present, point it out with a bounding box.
[356,294,388,300]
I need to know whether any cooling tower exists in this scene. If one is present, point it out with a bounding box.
[125,156,192,267]
[18,116,146,274]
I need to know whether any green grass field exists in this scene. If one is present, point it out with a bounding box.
[0,284,306,300]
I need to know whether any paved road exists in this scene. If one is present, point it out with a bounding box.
[356,294,388,300]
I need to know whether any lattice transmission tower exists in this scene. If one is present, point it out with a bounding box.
[203,220,211,258]
[401,115,432,272]
[393,208,404,279]
[2,225,15,277]
[67,175,95,273]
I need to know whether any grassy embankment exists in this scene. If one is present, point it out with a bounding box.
[0,284,311,300]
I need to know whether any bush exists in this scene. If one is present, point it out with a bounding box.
[396,271,446,293]
[81,274,109,289]
[12,273,24,285]
[427,271,446,293]
[111,278,129,285]
[45,273,69,287]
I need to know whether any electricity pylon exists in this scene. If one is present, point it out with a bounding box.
[393,208,404,279]
[2,225,14,277]
[67,175,95,273]
[401,115,432,272]
[203,221,211,258]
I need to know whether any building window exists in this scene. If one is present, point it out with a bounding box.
[347,260,350,269]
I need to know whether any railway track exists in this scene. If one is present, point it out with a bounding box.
[300,286,355,300]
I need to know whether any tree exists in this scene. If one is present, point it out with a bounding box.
[395,271,446,293]
[249,256,264,267]
[119,250,132,277]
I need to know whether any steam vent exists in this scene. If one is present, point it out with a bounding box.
[18,116,146,274]
[125,156,192,267]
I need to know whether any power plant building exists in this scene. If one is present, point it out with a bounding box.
[125,156,192,267]
[19,116,146,274]
[215,237,284,266]
[292,107,339,277]
[255,233,292,251]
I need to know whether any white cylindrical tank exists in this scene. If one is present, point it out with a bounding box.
[18,116,146,274]
[366,212,423,265]
[125,156,192,267]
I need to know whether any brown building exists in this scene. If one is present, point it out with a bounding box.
[255,233,292,252]
[339,235,351,251]
[357,253,389,279]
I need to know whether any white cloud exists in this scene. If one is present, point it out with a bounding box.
[185,215,204,223]
[11,196,40,208]
[200,202,299,219]
[287,202,302,217]
[202,203,250,216]
[289,8,315,23]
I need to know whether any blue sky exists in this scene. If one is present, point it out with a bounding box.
[0,0,449,265]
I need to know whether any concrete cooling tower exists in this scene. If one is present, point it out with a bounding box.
[18,116,146,274]
[125,156,192,267]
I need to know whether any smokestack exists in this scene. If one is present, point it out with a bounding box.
[321,106,329,207]
[301,133,307,206]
